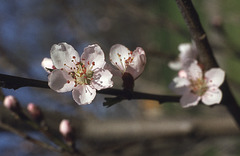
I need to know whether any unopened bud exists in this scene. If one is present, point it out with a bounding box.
[3,95,20,111]
[27,103,43,122]
[59,119,74,144]
[59,119,72,136]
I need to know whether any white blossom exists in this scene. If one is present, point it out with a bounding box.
[47,42,113,105]
[171,61,225,108]
[109,44,146,79]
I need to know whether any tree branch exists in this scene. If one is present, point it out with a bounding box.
[0,73,180,104]
[0,73,49,89]
[175,0,218,70]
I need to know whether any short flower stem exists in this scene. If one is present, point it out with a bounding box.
[175,0,240,128]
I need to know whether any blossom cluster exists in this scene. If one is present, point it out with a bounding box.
[42,41,225,108]
[42,43,146,105]
[169,42,225,108]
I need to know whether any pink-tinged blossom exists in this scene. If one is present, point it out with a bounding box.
[171,61,225,108]
[47,42,113,105]
[168,43,198,70]
[109,44,146,79]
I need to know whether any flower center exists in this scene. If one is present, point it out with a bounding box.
[114,52,134,72]
[189,77,208,96]
[64,56,94,86]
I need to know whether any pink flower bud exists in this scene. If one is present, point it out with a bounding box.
[27,103,43,122]
[59,119,72,137]
[3,95,19,111]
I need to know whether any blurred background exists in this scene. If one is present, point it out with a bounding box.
[0,0,240,155]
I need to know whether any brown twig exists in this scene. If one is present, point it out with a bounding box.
[0,73,180,104]
[0,73,49,90]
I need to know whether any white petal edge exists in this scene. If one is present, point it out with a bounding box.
[91,68,113,90]
[187,61,202,80]
[50,42,80,69]
[104,63,122,77]
[81,44,105,70]
[127,47,146,79]
[41,58,53,73]
[169,77,190,95]
[205,68,225,87]
[168,60,182,71]
[72,85,96,105]
[202,87,222,105]
[178,43,197,63]
[109,44,130,72]
[173,77,190,88]
[180,91,201,108]
[48,69,74,92]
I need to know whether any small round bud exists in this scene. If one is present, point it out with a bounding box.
[3,95,19,111]
[59,119,72,137]
[27,103,43,122]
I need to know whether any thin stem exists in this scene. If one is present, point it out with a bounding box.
[0,73,49,89]
[11,108,77,154]
[175,0,240,128]
[0,120,60,153]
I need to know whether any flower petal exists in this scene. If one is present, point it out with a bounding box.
[81,44,105,70]
[91,68,113,90]
[202,87,222,105]
[187,61,202,80]
[180,91,201,108]
[178,43,197,64]
[169,43,197,70]
[109,44,130,72]
[41,58,54,73]
[170,77,190,95]
[173,77,190,88]
[72,85,96,105]
[205,68,225,87]
[126,47,146,79]
[168,60,182,71]
[50,42,80,69]
[48,69,74,92]
[104,63,122,77]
